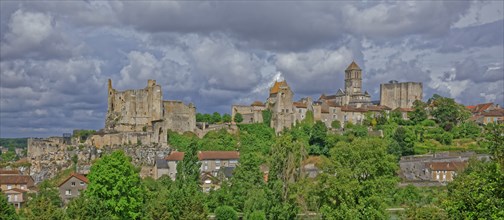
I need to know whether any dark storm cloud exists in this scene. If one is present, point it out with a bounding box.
[0,1,502,137]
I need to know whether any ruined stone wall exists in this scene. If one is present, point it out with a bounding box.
[87,132,155,148]
[106,79,163,132]
[232,105,264,124]
[380,81,423,109]
[28,138,171,182]
[162,101,196,133]
[27,137,67,158]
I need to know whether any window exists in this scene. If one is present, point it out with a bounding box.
[333,109,336,113]
[436,172,440,180]
[216,160,221,169]
[20,185,25,189]
[204,165,208,171]
[65,190,72,196]
[80,181,85,186]
[7,195,11,202]
[14,195,18,201]
[299,109,302,113]
[7,185,12,190]
[71,182,76,187]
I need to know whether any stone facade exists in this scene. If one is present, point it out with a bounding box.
[321,61,371,107]
[231,101,266,124]
[380,80,423,109]
[268,81,296,133]
[92,79,197,147]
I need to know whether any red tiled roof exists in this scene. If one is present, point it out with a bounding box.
[395,107,414,112]
[270,81,289,94]
[198,151,240,160]
[472,103,494,113]
[341,106,367,112]
[466,105,475,110]
[0,175,34,185]
[346,61,361,70]
[326,102,341,108]
[59,173,88,187]
[293,102,307,108]
[0,169,20,175]
[365,105,391,111]
[251,101,265,107]
[482,109,504,117]
[165,151,185,161]
[428,161,467,171]
[4,188,28,193]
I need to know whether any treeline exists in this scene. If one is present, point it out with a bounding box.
[196,112,232,124]
[0,138,28,149]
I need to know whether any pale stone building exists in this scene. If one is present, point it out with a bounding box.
[321,61,371,107]
[89,79,196,147]
[380,80,423,109]
[231,101,266,124]
[268,81,296,133]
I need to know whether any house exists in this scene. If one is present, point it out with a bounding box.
[156,151,240,182]
[160,151,185,180]
[427,161,467,182]
[394,107,414,120]
[0,170,35,192]
[58,173,88,204]
[480,109,504,124]
[3,188,28,209]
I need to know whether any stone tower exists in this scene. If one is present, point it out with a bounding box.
[268,80,295,133]
[380,80,423,109]
[344,61,362,96]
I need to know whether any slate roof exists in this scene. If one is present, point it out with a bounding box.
[156,158,168,169]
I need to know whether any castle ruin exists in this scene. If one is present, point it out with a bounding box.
[89,79,196,148]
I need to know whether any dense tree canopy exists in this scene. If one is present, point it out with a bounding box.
[85,151,144,219]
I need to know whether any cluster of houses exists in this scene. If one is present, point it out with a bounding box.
[467,103,504,125]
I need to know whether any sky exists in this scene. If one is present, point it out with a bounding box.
[0,1,503,138]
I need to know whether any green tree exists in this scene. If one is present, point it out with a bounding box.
[215,206,238,220]
[444,159,504,219]
[262,110,272,126]
[24,181,64,220]
[408,100,428,124]
[390,126,415,157]
[453,121,481,139]
[203,113,212,123]
[166,141,207,219]
[234,113,244,123]
[302,110,314,125]
[212,112,222,123]
[228,153,265,211]
[266,134,306,219]
[309,121,328,156]
[318,138,398,219]
[247,210,267,220]
[65,194,113,220]
[331,120,341,129]
[222,113,232,123]
[196,113,204,122]
[428,94,470,131]
[85,150,144,219]
[484,123,504,167]
[0,189,18,220]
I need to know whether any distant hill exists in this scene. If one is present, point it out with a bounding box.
[0,138,28,149]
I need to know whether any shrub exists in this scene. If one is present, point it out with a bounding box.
[215,205,238,220]
[331,120,341,129]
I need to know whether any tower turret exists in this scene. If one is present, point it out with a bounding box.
[344,61,362,95]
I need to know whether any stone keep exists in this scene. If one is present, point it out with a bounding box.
[106,79,163,132]
[380,80,423,109]
[268,81,295,133]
